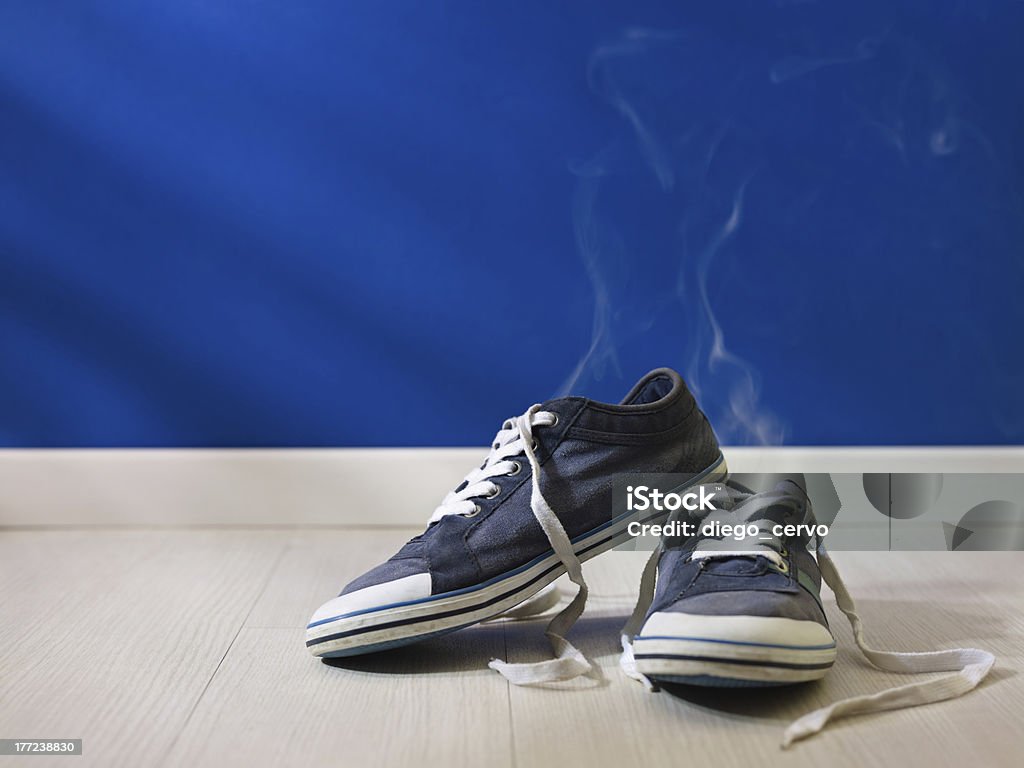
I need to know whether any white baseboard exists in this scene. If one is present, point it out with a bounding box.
[1,447,1021,527]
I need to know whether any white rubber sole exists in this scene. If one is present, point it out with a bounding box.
[306,455,728,657]
[634,612,837,686]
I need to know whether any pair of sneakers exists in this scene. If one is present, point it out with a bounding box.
[306,368,994,746]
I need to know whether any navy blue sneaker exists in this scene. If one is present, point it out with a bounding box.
[621,481,996,747]
[307,368,726,679]
[626,481,837,688]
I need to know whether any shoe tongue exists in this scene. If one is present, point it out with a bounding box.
[702,555,767,575]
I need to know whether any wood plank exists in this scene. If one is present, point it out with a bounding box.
[165,626,512,768]
[244,528,422,629]
[504,550,1024,768]
[0,530,286,768]
[3,531,1022,768]
[168,526,512,767]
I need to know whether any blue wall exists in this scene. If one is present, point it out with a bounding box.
[1,1,1022,447]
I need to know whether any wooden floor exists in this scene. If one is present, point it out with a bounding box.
[1,529,1022,768]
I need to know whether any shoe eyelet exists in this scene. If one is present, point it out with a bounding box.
[461,504,481,518]
[549,413,559,427]
[530,440,539,452]
[485,485,501,499]
[506,461,522,476]
[777,559,790,574]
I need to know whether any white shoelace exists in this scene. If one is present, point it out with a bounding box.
[620,486,996,747]
[432,405,594,684]
[783,544,995,747]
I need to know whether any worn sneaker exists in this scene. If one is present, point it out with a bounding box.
[626,480,837,687]
[307,368,726,681]
[621,480,995,746]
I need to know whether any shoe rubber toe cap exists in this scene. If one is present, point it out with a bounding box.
[307,572,433,631]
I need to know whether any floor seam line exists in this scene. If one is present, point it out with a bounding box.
[502,618,519,768]
[160,540,290,766]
